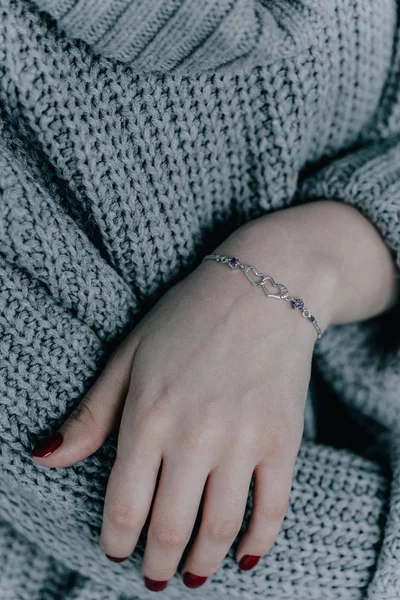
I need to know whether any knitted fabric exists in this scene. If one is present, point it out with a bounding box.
[0,0,400,598]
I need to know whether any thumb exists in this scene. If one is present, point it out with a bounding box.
[31,331,140,468]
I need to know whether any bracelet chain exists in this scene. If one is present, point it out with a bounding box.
[201,253,322,340]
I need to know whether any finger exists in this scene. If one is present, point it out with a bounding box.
[31,330,140,467]
[235,458,295,570]
[141,454,209,589]
[181,458,254,588]
[99,436,163,562]
[99,367,169,565]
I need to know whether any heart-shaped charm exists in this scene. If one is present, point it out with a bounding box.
[244,266,266,286]
[244,266,286,299]
[262,279,287,299]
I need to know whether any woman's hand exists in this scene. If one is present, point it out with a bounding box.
[31,200,398,591]
[32,262,319,589]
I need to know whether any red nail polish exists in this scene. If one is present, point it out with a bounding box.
[106,555,128,563]
[31,432,63,458]
[143,577,169,592]
[183,572,208,588]
[238,555,261,571]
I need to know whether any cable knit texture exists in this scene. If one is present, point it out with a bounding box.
[0,0,400,598]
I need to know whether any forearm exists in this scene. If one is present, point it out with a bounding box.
[198,200,400,338]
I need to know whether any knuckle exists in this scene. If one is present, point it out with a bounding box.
[265,420,292,459]
[137,399,171,436]
[176,426,210,453]
[174,417,217,453]
[205,518,242,543]
[150,523,188,549]
[237,422,259,449]
[106,503,140,531]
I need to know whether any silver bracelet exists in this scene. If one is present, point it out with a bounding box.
[201,254,322,340]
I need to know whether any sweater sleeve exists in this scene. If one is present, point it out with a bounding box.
[295,140,400,595]
[297,136,400,278]
[296,135,400,432]
[294,35,400,597]
[27,0,330,74]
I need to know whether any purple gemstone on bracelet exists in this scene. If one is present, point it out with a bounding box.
[293,298,305,310]
[228,256,240,268]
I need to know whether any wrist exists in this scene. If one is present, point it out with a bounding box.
[197,207,341,340]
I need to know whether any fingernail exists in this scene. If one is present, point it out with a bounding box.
[106,555,128,563]
[143,577,169,592]
[238,555,261,571]
[183,572,208,588]
[31,432,63,458]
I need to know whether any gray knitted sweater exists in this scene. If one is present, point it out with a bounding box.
[1,1,400,598]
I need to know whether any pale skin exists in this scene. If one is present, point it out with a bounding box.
[31,200,399,590]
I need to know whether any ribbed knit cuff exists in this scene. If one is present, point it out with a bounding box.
[33,0,265,71]
[30,0,331,74]
[297,136,400,271]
